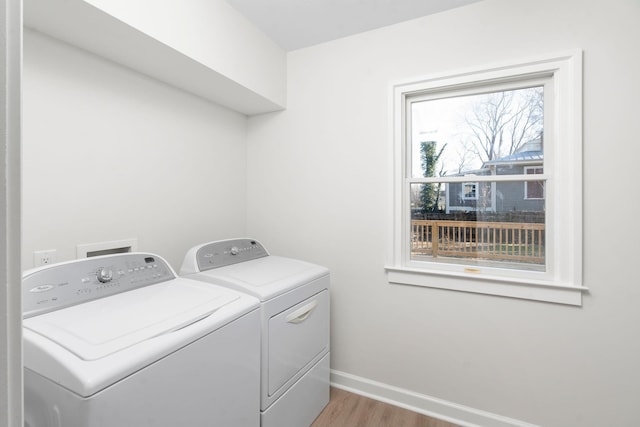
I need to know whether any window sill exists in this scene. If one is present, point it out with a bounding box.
[385,266,587,306]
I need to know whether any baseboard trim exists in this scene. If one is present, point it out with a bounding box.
[330,370,538,427]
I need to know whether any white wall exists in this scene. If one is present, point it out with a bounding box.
[246,0,640,426]
[22,29,248,270]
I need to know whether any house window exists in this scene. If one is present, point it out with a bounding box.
[387,51,585,305]
[525,167,544,199]
[462,183,478,200]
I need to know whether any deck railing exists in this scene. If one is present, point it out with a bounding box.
[411,220,545,264]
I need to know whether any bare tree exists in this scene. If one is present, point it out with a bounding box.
[454,138,478,173]
[464,87,543,161]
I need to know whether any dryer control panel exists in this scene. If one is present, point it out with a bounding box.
[22,253,175,318]
[196,238,269,271]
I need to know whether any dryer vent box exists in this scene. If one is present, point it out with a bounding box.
[77,239,138,259]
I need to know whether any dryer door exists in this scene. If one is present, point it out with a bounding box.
[268,289,329,396]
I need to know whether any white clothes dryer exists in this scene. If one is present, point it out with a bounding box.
[181,238,330,427]
[23,252,261,427]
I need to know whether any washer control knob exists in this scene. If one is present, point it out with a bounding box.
[97,268,113,283]
[230,246,240,256]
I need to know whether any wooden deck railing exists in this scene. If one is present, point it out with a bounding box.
[411,220,545,264]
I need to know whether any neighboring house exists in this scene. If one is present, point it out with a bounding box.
[446,138,544,213]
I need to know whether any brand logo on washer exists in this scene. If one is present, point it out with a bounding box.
[30,285,54,293]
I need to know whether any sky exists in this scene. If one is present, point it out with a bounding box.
[411,95,480,177]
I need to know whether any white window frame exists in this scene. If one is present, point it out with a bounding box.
[462,182,478,200]
[386,51,586,305]
[524,166,545,200]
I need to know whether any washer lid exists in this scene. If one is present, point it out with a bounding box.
[198,256,329,300]
[23,280,238,361]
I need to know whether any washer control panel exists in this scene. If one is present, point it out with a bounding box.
[196,238,269,271]
[22,253,175,318]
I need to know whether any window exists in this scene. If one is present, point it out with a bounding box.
[387,51,585,305]
[525,167,544,199]
[462,183,478,200]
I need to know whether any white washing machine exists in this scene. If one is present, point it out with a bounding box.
[181,238,330,427]
[23,252,261,427]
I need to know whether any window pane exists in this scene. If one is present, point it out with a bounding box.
[462,182,478,200]
[525,167,544,199]
[410,182,545,271]
[525,181,545,199]
[410,87,544,179]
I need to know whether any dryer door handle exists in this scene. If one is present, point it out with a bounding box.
[286,300,318,324]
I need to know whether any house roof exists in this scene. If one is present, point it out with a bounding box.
[483,150,543,166]
[448,137,544,176]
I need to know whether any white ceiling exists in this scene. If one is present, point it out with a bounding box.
[225,0,483,51]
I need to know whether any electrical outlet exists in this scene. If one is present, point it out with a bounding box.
[34,249,57,267]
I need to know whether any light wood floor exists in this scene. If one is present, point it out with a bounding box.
[310,387,461,427]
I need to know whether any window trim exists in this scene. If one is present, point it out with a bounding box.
[386,51,586,305]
